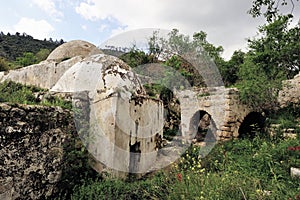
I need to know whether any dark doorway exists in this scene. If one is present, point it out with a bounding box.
[189,110,216,142]
[238,112,266,139]
[129,141,141,174]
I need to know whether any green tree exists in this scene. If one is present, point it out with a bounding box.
[249,0,299,22]
[220,50,245,86]
[16,52,37,67]
[192,31,224,62]
[35,48,51,62]
[237,15,300,110]
[0,57,9,71]
[119,47,152,68]
[247,15,299,79]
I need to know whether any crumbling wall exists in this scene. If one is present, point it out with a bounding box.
[0,103,75,199]
[175,87,253,141]
[278,72,300,107]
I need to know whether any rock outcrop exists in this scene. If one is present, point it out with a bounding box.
[0,103,75,199]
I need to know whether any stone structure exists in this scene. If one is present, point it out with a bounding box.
[0,40,102,89]
[51,54,164,177]
[1,40,299,198]
[0,103,75,199]
[175,87,259,140]
[46,40,102,62]
[278,72,300,107]
[0,42,164,178]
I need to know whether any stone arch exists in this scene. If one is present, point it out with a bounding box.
[189,110,217,142]
[238,112,266,138]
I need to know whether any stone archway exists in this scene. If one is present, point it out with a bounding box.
[238,112,266,138]
[189,110,217,142]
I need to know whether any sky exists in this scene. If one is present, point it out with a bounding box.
[0,0,298,60]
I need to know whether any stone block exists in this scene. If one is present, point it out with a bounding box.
[291,167,300,178]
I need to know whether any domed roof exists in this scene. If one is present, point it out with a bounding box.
[51,54,145,96]
[47,40,103,62]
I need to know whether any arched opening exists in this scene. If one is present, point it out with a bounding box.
[189,110,216,142]
[238,112,266,138]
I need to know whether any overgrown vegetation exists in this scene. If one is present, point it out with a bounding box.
[236,15,300,110]
[0,81,72,109]
[0,1,299,199]
[53,121,300,199]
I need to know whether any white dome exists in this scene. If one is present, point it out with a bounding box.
[47,40,102,62]
[51,54,145,97]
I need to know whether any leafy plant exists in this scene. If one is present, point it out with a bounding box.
[0,81,72,109]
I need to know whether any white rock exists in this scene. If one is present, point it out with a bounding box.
[291,167,300,178]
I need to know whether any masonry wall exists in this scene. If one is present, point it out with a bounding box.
[0,103,75,199]
[175,87,252,141]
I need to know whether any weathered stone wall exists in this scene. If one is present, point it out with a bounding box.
[0,57,82,89]
[278,72,300,107]
[0,103,75,199]
[175,87,253,140]
[0,40,102,90]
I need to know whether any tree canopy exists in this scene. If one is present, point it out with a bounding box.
[0,32,63,62]
[249,0,300,21]
[237,15,300,110]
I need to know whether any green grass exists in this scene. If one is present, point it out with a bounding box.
[55,131,300,200]
[3,80,299,199]
[0,81,72,109]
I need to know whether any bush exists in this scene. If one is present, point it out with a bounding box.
[0,81,72,109]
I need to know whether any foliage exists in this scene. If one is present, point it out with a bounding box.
[0,81,72,109]
[70,173,168,200]
[165,55,204,87]
[268,104,300,129]
[248,15,300,79]
[53,138,101,200]
[0,56,10,71]
[249,0,300,22]
[36,48,51,63]
[62,131,300,199]
[220,50,245,86]
[237,56,281,110]
[192,31,224,62]
[0,31,62,62]
[119,48,152,68]
[15,52,37,67]
[237,15,300,110]
[15,49,51,67]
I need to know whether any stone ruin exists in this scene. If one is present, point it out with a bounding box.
[51,53,164,178]
[278,72,300,107]
[0,40,164,178]
[1,40,300,199]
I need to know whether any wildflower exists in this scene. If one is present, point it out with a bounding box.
[177,173,182,182]
[256,189,261,194]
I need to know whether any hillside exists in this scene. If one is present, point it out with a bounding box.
[0,32,64,61]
